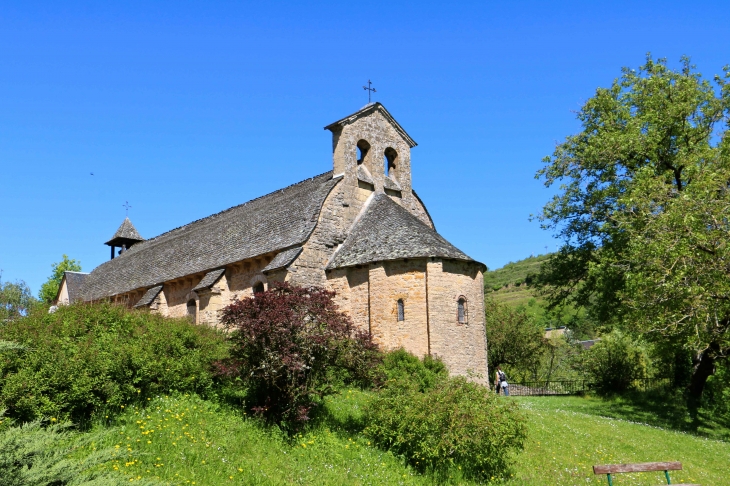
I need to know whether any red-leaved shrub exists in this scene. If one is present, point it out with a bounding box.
[215,283,380,430]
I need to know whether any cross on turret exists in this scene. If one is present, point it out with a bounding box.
[363,80,376,103]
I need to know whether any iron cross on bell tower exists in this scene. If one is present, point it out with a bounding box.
[363,80,376,103]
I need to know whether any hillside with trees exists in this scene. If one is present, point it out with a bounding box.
[484,254,591,338]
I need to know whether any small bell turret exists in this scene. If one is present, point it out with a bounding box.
[105,217,144,259]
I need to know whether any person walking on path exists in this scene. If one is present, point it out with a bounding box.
[495,366,509,396]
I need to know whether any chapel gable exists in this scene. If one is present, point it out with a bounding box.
[325,103,417,200]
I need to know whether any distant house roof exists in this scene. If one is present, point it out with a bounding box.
[63,271,89,303]
[327,193,481,269]
[105,217,145,247]
[579,339,600,350]
[81,172,341,301]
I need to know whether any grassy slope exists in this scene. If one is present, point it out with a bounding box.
[91,392,440,485]
[86,392,729,485]
[515,397,728,485]
[484,255,549,310]
[484,254,589,333]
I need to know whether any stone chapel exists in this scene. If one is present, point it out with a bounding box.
[56,103,489,380]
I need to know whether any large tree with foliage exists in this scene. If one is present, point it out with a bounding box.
[0,276,38,320]
[484,298,546,381]
[38,254,82,304]
[535,55,730,399]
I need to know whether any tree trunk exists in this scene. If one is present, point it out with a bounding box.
[688,342,719,401]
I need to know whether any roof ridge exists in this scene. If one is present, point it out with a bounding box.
[327,193,480,269]
[326,191,377,267]
[139,171,334,246]
[81,170,343,300]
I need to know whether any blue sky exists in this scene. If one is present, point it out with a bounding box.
[1,1,729,295]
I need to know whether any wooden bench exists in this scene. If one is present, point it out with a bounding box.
[593,461,699,485]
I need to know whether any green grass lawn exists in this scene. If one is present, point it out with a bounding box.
[90,392,436,485]
[84,392,729,485]
[513,396,729,485]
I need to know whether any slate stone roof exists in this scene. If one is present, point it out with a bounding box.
[327,193,479,269]
[192,269,226,292]
[262,247,303,274]
[63,271,89,304]
[133,285,163,308]
[105,217,144,246]
[81,172,340,301]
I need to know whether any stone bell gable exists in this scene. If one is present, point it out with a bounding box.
[74,103,489,382]
[325,103,433,228]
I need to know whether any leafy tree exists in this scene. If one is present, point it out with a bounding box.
[612,153,730,399]
[535,55,730,399]
[484,298,546,381]
[579,329,650,394]
[0,275,38,320]
[38,254,82,304]
[216,283,380,431]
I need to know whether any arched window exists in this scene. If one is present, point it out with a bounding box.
[253,282,265,294]
[356,140,370,165]
[187,299,197,323]
[457,297,467,324]
[397,299,405,321]
[384,147,397,177]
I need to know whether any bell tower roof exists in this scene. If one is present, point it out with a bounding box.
[105,217,145,247]
[324,102,417,148]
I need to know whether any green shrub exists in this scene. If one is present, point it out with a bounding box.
[379,348,447,392]
[703,358,730,421]
[581,329,650,394]
[0,412,160,486]
[0,302,228,424]
[365,354,527,481]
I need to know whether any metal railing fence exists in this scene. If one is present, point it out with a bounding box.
[506,378,671,396]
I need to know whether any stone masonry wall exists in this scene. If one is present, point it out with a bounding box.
[367,260,429,357]
[292,179,354,288]
[140,256,273,325]
[326,258,487,384]
[330,108,433,229]
[293,107,433,290]
[347,266,370,333]
[426,259,488,384]
[56,279,70,305]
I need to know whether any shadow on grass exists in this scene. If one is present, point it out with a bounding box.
[309,389,369,436]
[560,387,730,441]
